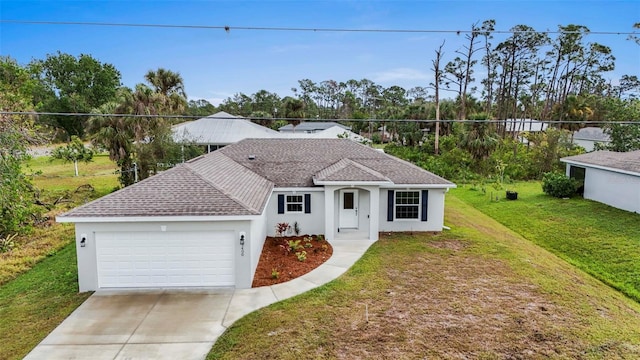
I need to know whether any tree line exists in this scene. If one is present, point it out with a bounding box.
[1,21,639,240]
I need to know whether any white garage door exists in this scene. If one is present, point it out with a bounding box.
[95,231,235,288]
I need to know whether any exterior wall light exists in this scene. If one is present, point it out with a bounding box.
[239,232,246,256]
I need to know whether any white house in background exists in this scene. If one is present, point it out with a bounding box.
[504,118,548,133]
[561,150,640,213]
[278,122,350,133]
[280,125,369,143]
[172,111,279,152]
[572,127,611,152]
[58,139,456,291]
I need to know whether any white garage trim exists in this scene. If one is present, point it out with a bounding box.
[95,231,235,288]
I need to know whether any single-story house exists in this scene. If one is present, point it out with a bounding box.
[280,125,368,143]
[172,111,280,152]
[58,139,455,291]
[572,127,610,152]
[561,150,640,213]
[278,121,350,133]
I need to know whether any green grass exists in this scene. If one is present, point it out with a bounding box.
[208,197,640,359]
[451,181,640,302]
[25,153,119,197]
[0,242,91,360]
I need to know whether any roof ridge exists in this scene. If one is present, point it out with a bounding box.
[186,152,274,214]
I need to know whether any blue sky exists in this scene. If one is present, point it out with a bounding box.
[1,0,638,105]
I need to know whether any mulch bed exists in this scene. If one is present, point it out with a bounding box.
[251,235,333,287]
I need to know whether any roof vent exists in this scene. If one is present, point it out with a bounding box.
[248,154,256,160]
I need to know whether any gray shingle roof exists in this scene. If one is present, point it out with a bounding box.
[220,139,454,187]
[561,150,640,175]
[60,152,273,218]
[60,139,454,219]
[314,158,391,183]
[572,127,611,141]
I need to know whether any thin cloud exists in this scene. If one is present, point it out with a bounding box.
[372,68,430,83]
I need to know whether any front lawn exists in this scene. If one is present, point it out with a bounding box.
[452,181,640,302]
[209,196,640,359]
[0,242,91,360]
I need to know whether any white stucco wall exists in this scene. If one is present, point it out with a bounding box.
[379,188,447,232]
[249,212,268,281]
[265,189,325,236]
[74,220,254,292]
[582,167,640,213]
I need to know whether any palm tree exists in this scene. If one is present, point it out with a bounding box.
[87,100,136,186]
[144,68,188,115]
[460,119,500,163]
[283,97,304,131]
[144,68,186,98]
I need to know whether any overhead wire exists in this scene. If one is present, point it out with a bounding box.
[0,19,637,36]
[3,111,639,125]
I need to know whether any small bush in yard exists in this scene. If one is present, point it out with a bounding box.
[0,233,18,253]
[542,172,578,198]
[295,251,307,262]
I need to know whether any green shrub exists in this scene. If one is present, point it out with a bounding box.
[542,172,578,198]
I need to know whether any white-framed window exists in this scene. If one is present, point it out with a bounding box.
[286,195,304,213]
[395,191,420,219]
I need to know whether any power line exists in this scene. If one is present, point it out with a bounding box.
[1,19,637,36]
[3,111,639,125]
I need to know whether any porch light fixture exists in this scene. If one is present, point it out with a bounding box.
[239,232,246,256]
[80,235,86,247]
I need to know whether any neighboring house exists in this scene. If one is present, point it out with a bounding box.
[280,125,368,143]
[561,150,640,213]
[504,118,548,133]
[58,139,456,291]
[172,111,280,152]
[278,122,350,133]
[572,127,611,152]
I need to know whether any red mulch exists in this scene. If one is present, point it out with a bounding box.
[251,235,333,287]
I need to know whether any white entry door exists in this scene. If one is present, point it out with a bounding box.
[339,190,359,229]
[95,231,235,288]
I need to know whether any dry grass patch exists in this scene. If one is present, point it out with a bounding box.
[209,197,640,359]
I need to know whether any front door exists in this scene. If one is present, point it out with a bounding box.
[339,190,358,229]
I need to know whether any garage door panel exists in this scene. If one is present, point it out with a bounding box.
[96,231,235,288]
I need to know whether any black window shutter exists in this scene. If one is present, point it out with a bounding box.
[387,190,394,221]
[277,194,285,214]
[421,190,428,221]
[304,194,311,213]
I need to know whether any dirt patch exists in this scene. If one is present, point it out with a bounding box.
[252,235,333,287]
[427,239,468,251]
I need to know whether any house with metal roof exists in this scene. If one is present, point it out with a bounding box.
[561,150,640,213]
[58,138,455,291]
[278,121,350,133]
[172,111,280,152]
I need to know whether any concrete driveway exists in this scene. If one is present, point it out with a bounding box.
[24,239,375,360]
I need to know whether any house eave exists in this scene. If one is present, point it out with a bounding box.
[56,215,261,223]
[313,180,394,186]
[560,159,640,178]
[384,183,457,189]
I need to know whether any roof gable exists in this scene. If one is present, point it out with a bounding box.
[314,158,391,183]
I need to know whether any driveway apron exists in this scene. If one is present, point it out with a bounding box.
[24,239,375,360]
